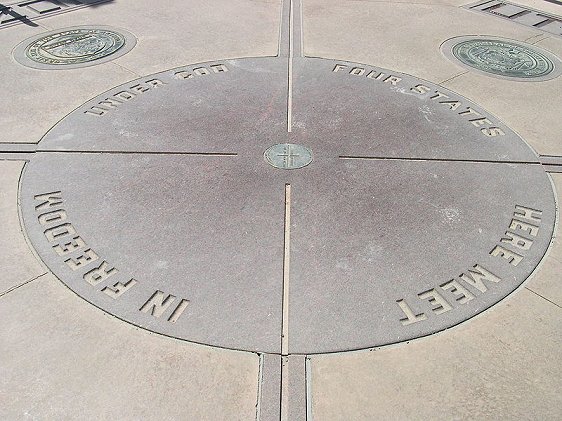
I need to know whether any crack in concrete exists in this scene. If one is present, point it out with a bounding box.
[110,61,142,78]
[525,287,562,308]
[0,272,48,299]
[439,71,469,85]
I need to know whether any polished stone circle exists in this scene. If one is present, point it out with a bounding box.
[442,36,562,81]
[264,143,313,170]
[13,26,136,70]
[20,57,556,354]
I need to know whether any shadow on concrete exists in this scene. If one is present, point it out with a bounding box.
[0,0,115,29]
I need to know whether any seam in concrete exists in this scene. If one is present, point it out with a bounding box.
[439,71,469,85]
[255,353,264,421]
[282,184,291,356]
[280,356,288,421]
[111,61,142,78]
[339,155,541,165]
[0,272,47,298]
[524,33,549,44]
[0,143,37,151]
[37,150,239,156]
[297,0,304,57]
[540,155,562,173]
[525,287,562,308]
[540,154,562,159]
[539,154,562,165]
[0,143,37,160]
[524,33,544,43]
[0,154,33,161]
[36,21,51,31]
[278,0,288,57]
[542,163,562,173]
[305,356,312,421]
[530,35,552,45]
[287,5,293,132]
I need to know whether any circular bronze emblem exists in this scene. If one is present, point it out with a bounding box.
[27,28,125,65]
[14,26,136,70]
[452,38,554,78]
[441,36,562,81]
[264,143,313,169]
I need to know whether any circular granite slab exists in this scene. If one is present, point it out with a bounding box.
[19,57,556,354]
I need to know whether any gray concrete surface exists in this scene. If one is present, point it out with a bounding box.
[0,273,259,420]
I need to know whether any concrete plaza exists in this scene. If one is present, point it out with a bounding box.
[0,0,561,419]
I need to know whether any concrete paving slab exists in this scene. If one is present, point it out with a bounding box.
[0,273,259,421]
[303,0,546,84]
[258,354,282,421]
[282,355,307,421]
[0,161,45,294]
[441,62,562,156]
[35,0,281,75]
[310,286,562,420]
[525,173,562,306]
